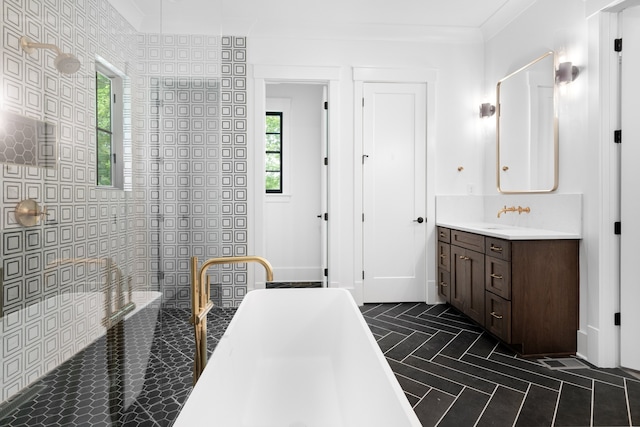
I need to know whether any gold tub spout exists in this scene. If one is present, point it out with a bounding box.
[497,205,531,218]
[190,256,274,384]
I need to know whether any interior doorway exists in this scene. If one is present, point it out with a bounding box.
[263,83,328,286]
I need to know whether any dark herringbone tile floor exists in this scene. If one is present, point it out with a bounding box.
[3,300,639,426]
[361,302,640,427]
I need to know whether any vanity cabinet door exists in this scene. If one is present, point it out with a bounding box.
[450,246,466,312]
[486,293,512,343]
[451,246,485,326]
[438,242,450,272]
[485,257,511,300]
[437,268,450,301]
[437,227,451,243]
[466,249,485,326]
[486,237,511,261]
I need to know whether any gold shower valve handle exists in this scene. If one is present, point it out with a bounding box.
[14,199,49,227]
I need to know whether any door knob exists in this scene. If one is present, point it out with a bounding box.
[413,217,424,223]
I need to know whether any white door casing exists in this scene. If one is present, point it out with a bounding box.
[362,82,427,303]
[620,5,640,371]
[251,65,341,291]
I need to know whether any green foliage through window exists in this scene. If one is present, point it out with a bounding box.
[96,71,113,186]
[266,112,282,193]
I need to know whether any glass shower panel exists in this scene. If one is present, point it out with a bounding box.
[0,0,163,425]
[156,73,222,309]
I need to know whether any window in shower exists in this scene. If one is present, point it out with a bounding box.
[265,111,283,193]
[95,60,124,188]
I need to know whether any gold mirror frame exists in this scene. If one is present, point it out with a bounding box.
[496,51,559,194]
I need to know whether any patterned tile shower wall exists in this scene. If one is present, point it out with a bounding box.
[0,0,140,404]
[136,35,247,308]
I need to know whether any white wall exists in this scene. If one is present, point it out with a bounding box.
[250,36,484,296]
[265,84,324,282]
[484,0,623,367]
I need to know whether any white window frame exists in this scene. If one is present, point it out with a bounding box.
[95,59,124,189]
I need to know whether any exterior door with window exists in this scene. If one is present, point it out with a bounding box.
[362,82,427,302]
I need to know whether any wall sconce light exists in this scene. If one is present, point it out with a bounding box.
[479,103,495,118]
[555,61,579,84]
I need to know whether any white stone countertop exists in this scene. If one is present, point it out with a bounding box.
[436,221,582,240]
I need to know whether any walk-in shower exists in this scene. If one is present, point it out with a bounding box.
[0,0,248,424]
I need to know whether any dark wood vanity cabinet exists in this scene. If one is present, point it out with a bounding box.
[437,226,579,357]
[450,231,485,326]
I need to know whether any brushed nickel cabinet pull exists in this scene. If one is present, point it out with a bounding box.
[490,245,503,252]
[490,273,503,280]
[490,311,503,320]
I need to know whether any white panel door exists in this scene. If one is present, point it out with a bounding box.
[620,5,640,372]
[363,83,427,303]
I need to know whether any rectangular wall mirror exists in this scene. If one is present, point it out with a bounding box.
[496,51,558,193]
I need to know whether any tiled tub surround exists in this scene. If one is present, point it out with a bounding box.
[2,299,639,427]
[0,290,161,404]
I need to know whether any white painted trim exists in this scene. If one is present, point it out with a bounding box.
[584,11,621,368]
[586,0,640,17]
[254,65,341,82]
[353,67,438,305]
[250,65,342,293]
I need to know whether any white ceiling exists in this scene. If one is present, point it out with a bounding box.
[110,0,539,41]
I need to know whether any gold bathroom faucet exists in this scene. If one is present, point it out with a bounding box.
[497,205,531,218]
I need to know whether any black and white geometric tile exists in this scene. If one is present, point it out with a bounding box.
[135,33,247,309]
[1,0,247,410]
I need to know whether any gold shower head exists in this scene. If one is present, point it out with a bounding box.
[20,36,81,75]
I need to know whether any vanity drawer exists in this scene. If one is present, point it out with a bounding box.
[486,237,511,261]
[437,227,451,243]
[437,242,450,271]
[486,292,512,344]
[451,230,485,253]
[437,268,450,301]
[486,257,511,300]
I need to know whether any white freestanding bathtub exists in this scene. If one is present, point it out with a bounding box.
[174,288,421,427]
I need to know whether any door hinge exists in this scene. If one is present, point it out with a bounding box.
[324,157,328,166]
[362,271,365,280]
[324,101,328,110]
[159,271,165,281]
[324,213,328,221]
[112,153,117,164]
[614,130,622,144]
[324,268,328,277]
[614,312,621,326]
[362,213,365,222]
[614,38,623,52]
[113,93,117,103]
[614,221,621,235]
[362,97,365,107]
